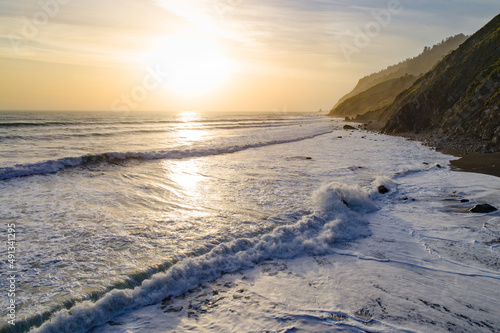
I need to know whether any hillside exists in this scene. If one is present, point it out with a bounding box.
[381,14,500,153]
[329,75,417,118]
[332,34,468,110]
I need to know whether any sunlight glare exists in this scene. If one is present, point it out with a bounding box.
[174,111,207,144]
[145,33,234,95]
[178,111,200,123]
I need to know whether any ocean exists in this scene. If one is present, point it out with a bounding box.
[0,111,499,333]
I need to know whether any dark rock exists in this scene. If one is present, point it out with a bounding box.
[460,199,470,203]
[345,116,351,121]
[108,321,123,326]
[305,157,312,160]
[436,164,442,168]
[469,204,498,213]
[341,199,349,207]
[343,125,356,130]
[337,136,343,138]
[163,306,183,313]
[485,238,500,245]
[402,197,408,201]
[378,185,389,194]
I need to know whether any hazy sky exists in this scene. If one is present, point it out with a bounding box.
[0,0,499,112]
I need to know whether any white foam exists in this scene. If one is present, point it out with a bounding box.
[313,182,379,213]
[31,180,374,333]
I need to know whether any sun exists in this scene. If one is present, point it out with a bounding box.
[145,33,234,95]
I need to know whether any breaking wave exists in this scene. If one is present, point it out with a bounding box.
[0,131,330,181]
[23,181,380,333]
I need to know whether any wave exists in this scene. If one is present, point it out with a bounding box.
[0,123,293,141]
[0,121,77,127]
[24,181,378,333]
[0,131,330,181]
[0,117,288,129]
[0,129,175,142]
[206,123,294,130]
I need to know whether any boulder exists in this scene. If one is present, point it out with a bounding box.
[343,125,356,130]
[378,185,389,194]
[469,204,498,213]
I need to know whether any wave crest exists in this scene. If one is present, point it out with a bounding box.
[0,131,330,181]
[30,180,375,333]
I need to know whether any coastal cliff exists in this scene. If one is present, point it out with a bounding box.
[330,34,467,116]
[330,75,417,119]
[381,14,500,153]
[330,14,500,154]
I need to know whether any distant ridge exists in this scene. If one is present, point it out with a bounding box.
[329,75,417,119]
[330,34,468,116]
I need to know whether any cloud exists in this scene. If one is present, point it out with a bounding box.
[2,0,498,68]
[0,0,499,111]
[0,0,186,65]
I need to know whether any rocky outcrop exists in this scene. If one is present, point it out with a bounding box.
[470,204,498,213]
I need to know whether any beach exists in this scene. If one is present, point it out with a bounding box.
[3,111,497,333]
[1,2,499,332]
[93,154,500,333]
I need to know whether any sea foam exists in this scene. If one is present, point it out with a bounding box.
[30,181,379,333]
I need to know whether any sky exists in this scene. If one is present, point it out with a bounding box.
[0,0,499,112]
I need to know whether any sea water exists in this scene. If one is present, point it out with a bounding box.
[0,111,498,333]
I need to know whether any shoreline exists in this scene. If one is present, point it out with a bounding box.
[448,152,500,178]
[348,119,500,178]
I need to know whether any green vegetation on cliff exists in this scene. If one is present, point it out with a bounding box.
[331,34,468,112]
[329,75,417,118]
[381,14,500,152]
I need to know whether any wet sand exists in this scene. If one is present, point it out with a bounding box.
[449,152,500,178]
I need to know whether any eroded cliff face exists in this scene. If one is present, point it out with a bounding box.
[441,67,500,146]
[381,14,500,152]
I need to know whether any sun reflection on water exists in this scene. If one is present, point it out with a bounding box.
[175,111,207,144]
[178,111,199,123]
[162,159,208,217]
[177,129,206,143]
